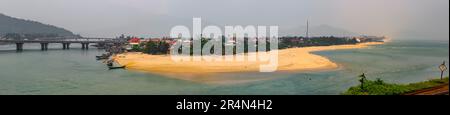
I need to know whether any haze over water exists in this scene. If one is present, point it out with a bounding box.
[0,39,447,95]
[0,0,448,39]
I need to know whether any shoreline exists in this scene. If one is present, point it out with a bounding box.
[113,42,385,75]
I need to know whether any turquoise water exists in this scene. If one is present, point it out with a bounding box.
[0,40,448,95]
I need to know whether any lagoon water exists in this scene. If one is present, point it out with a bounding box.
[0,40,448,95]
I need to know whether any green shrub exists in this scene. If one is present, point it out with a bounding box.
[343,77,449,95]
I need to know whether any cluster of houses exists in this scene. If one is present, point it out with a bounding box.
[125,37,178,51]
[124,36,239,51]
[352,35,386,42]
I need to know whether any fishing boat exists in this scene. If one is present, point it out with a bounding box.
[96,53,111,60]
[106,60,125,70]
[108,66,126,70]
[96,56,109,60]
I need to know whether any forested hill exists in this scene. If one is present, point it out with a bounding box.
[0,13,74,36]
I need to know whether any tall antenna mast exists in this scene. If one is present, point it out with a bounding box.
[306,19,309,38]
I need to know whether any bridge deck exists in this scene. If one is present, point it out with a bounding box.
[0,38,127,51]
[0,40,122,43]
[0,38,126,44]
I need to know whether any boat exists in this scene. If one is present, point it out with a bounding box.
[96,55,108,59]
[105,60,124,70]
[96,53,111,60]
[96,56,109,60]
[108,66,126,70]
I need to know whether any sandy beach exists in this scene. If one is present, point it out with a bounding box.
[113,42,384,75]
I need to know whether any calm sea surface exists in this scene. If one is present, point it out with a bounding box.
[0,40,448,95]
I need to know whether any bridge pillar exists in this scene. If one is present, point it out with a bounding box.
[62,43,71,50]
[81,43,89,50]
[16,43,24,51]
[41,43,46,50]
[41,43,48,50]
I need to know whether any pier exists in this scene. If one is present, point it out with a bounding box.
[0,37,126,51]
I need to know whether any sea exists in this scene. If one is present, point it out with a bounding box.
[0,40,448,95]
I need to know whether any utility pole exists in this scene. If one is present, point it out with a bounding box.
[306,19,309,38]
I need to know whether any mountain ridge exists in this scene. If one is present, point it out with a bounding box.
[0,13,74,36]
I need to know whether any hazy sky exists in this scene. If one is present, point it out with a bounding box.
[0,0,448,40]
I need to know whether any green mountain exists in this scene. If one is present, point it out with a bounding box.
[0,13,74,36]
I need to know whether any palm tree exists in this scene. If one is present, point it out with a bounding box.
[359,73,367,91]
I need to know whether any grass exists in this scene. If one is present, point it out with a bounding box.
[342,77,449,95]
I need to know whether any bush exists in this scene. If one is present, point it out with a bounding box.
[343,77,449,95]
[374,78,384,85]
[131,45,142,52]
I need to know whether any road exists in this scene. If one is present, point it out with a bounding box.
[406,84,449,95]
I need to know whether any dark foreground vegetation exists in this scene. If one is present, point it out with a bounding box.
[343,76,449,95]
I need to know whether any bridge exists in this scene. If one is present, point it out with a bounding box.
[0,37,127,51]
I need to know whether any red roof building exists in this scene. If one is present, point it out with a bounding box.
[129,37,141,44]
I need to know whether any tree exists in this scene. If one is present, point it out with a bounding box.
[131,45,141,52]
[144,41,158,54]
[158,41,170,54]
[143,41,171,55]
[359,73,367,91]
[374,78,384,85]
